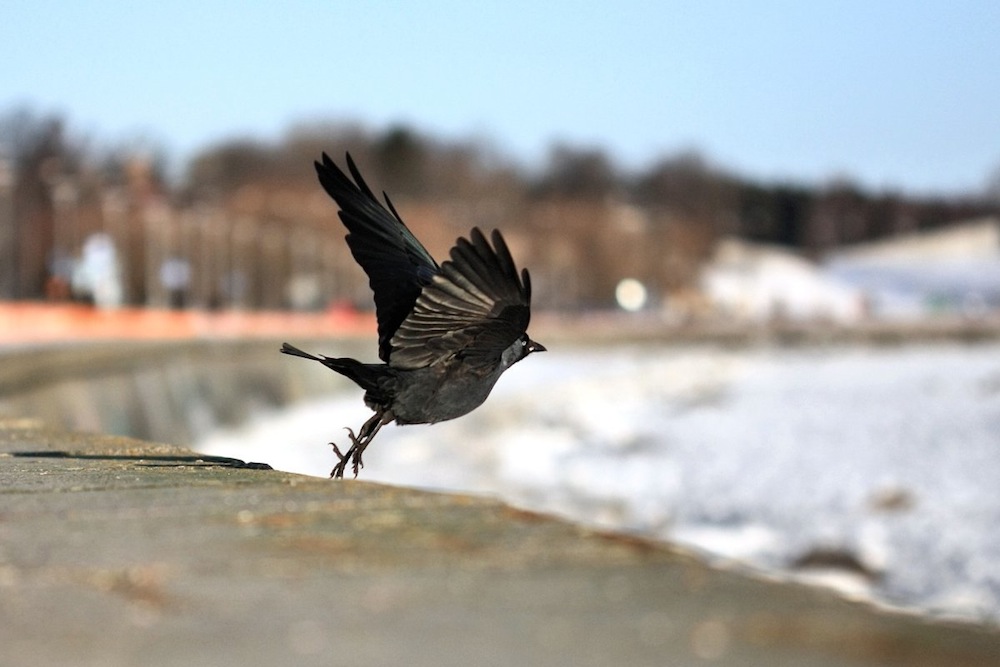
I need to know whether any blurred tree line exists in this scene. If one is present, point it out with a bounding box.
[1,106,996,310]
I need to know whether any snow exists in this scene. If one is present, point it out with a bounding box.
[824,218,1000,318]
[198,342,1000,622]
[701,238,865,322]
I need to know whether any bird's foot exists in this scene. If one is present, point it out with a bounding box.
[329,441,354,479]
[328,428,367,479]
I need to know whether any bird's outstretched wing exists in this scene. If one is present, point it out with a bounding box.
[315,152,439,361]
[389,227,532,371]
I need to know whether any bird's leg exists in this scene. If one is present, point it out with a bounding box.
[329,411,386,479]
[347,414,386,476]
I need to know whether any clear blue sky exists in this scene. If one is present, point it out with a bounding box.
[2,0,998,195]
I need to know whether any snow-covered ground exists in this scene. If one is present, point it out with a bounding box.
[199,342,1000,623]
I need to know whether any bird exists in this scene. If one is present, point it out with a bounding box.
[282,153,545,479]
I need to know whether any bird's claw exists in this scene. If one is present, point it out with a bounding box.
[329,441,349,479]
[328,428,366,479]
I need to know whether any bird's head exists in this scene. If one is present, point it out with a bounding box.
[501,334,546,369]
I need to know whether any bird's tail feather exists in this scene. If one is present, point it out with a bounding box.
[280,342,321,362]
[281,342,389,395]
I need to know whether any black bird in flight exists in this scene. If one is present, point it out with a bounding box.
[282,153,545,478]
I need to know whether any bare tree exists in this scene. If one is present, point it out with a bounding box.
[533,144,618,200]
[0,107,86,298]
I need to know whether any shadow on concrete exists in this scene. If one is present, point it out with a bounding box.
[11,450,273,470]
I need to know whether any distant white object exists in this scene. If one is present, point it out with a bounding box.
[72,233,124,308]
[701,238,863,322]
[160,257,192,291]
[286,273,323,310]
[615,278,648,312]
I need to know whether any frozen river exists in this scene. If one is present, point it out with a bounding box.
[199,341,1000,623]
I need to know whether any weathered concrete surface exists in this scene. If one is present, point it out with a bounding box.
[1,421,998,667]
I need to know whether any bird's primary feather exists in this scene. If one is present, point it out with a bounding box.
[314,153,438,361]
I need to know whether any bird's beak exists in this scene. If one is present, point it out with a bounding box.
[528,340,546,354]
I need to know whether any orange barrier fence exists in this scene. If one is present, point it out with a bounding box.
[0,302,376,345]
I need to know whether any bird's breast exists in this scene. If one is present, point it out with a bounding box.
[389,364,504,425]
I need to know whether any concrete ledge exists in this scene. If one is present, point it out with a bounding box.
[2,421,998,666]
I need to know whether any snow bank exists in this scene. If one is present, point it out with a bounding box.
[200,342,1000,622]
